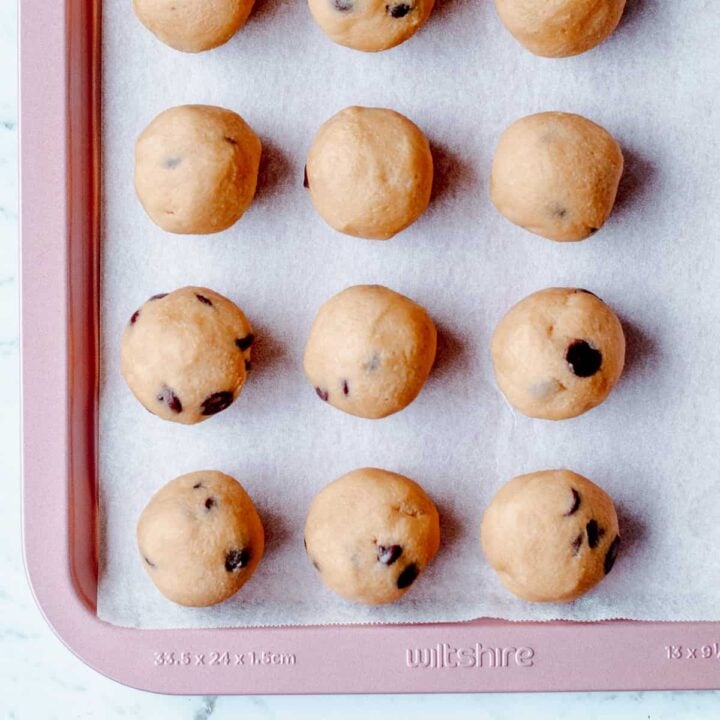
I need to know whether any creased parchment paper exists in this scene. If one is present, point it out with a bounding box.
[98,0,720,627]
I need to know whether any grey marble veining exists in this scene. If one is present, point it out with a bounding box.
[2,0,719,716]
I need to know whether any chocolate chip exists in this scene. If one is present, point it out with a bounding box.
[586,519,601,549]
[225,548,250,572]
[377,544,402,566]
[224,136,238,145]
[195,293,213,306]
[205,496,216,510]
[303,537,307,550]
[588,227,599,235]
[201,391,233,416]
[397,563,419,589]
[130,310,140,325]
[315,387,329,401]
[144,556,156,568]
[303,165,309,188]
[571,534,583,555]
[235,334,255,351]
[193,482,203,489]
[332,0,353,10]
[163,157,181,169]
[551,204,567,218]
[565,340,602,378]
[342,380,349,396]
[150,293,168,301]
[157,385,182,413]
[576,288,598,298]
[604,536,620,574]
[387,2,411,17]
[364,354,380,373]
[564,488,581,516]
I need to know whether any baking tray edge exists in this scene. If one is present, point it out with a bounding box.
[18,0,720,695]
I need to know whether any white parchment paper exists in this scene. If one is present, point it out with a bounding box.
[98,0,720,628]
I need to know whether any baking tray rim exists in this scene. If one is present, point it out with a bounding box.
[18,0,720,695]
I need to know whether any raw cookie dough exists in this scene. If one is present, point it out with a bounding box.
[495,0,626,57]
[303,284,437,419]
[137,470,265,607]
[491,287,625,420]
[481,469,621,602]
[306,106,433,240]
[133,0,254,53]
[308,0,435,52]
[135,104,261,234]
[490,112,624,242]
[304,467,440,605]
[121,286,255,424]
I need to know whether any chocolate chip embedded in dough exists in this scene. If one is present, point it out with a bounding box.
[235,334,255,351]
[225,548,251,572]
[377,544,402,565]
[387,3,411,18]
[564,488,581,516]
[604,536,621,574]
[571,534,583,555]
[201,391,233,416]
[157,385,182,413]
[565,340,602,378]
[396,563,419,589]
[586,519,601,549]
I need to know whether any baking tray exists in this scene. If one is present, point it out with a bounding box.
[19,0,720,694]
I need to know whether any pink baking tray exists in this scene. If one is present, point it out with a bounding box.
[19,0,720,695]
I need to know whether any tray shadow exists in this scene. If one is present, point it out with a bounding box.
[254,140,293,207]
[613,145,656,218]
[431,322,468,382]
[618,316,657,381]
[247,323,287,377]
[429,140,478,206]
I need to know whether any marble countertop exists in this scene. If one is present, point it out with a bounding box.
[3,1,719,716]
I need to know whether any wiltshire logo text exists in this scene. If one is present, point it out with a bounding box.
[406,643,535,670]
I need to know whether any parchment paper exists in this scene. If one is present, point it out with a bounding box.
[98,0,720,628]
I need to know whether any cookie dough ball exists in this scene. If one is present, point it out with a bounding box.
[137,471,264,606]
[304,468,440,604]
[481,469,621,602]
[304,285,437,419]
[121,286,255,424]
[133,0,254,53]
[135,104,261,234]
[490,112,624,242]
[308,0,435,52]
[306,106,433,240]
[495,0,626,57]
[491,288,625,420]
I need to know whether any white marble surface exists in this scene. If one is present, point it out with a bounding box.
[3,1,720,716]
